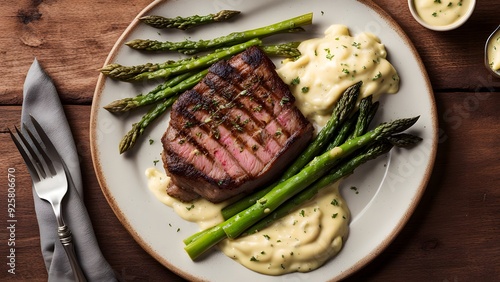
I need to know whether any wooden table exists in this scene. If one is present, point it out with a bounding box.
[1,0,499,281]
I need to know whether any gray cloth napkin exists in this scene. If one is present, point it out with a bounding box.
[21,58,116,282]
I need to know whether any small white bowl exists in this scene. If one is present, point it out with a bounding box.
[485,25,500,78]
[408,0,476,31]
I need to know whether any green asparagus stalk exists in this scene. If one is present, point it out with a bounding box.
[104,69,207,113]
[126,13,313,53]
[119,96,178,154]
[120,38,262,81]
[139,10,241,30]
[244,141,395,235]
[351,95,373,138]
[259,42,301,58]
[327,112,358,150]
[386,133,423,148]
[180,41,302,56]
[102,41,300,81]
[100,56,198,81]
[184,116,420,259]
[220,82,361,220]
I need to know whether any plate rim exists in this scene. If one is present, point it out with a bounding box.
[89,0,438,280]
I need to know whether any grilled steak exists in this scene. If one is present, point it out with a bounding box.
[161,46,314,203]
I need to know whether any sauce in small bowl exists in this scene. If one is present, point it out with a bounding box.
[408,0,476,31]
[485,25,500,78]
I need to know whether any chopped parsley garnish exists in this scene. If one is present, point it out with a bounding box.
[263,234,270,240]
[332,213,338,218]
[280,96,290,105]
[250,256,259,262]
[324,48,334,60]
[184,121,195,128]
[331,199,339,206]
[291,77,300,85]
[301,86,310,93]
[253,105,263,112]
[186,204,195,211]
[149,139,154,145]
[372,71,382,80]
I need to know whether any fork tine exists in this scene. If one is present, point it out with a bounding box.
[24,123,57,176]
[16,126,52,179]
[30,115,65,169]
[9,127,42,182]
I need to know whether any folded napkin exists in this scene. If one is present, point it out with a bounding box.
[21,59,116,281]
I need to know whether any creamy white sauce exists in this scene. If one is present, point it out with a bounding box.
[276,24,399,126]
[146,168,226,230]
[414,0,472,27]
[146,167,349,275]
[487,28,500,72]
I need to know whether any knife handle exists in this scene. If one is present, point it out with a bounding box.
[58,225,88,282]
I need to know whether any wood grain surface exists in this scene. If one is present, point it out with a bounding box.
[1,0,499,281]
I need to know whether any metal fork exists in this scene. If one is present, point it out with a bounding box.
[9,116,87,282]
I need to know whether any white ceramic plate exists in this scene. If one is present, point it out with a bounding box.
[90,0,438,281]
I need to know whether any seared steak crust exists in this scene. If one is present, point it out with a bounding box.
[162,46,313,203]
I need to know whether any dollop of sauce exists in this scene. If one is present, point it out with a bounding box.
[487,28,500,72]
[146,168,350,275]
[276,24,399,126]
[413,0,472,27]
[146,168,225,229]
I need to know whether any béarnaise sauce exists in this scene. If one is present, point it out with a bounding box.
[486,27,500,72]
[413,0,473,27]
[276,24,399,126]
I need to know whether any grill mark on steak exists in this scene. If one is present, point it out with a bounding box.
[162,46,314,203]
[175,88,266,177]
[162,127,230,187]
[204,61,297,145]
[200,72,290,148]
[191,81,277,164]
[170,90,251,181]
[222,54,300,139]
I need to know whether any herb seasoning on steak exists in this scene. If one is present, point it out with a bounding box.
[161,46,314,203]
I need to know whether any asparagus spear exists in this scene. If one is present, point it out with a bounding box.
[101,41,300,81]
[100,56,198,81]
[259,42,301,58]
[111,38,262,82]
[118,96,178,154]
[184,116,420,259]
[220,81,361,219]
[126,13,313,53]
[327,112,358,149]
[386,133,423,148]
[104,69,207,113]
[351,95,373,138]
[139,10,241,30]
